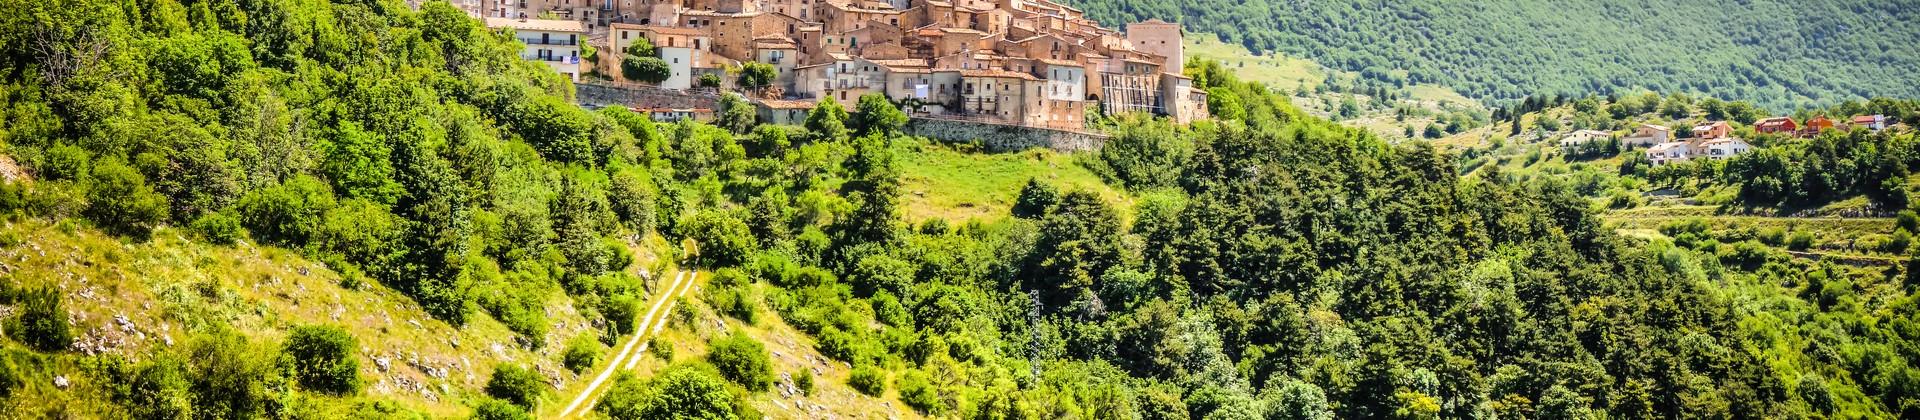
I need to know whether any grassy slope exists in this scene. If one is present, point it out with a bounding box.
[895,139,1128,223]
[630,282,925,419]
[0,218,671,417]
[1186,32,1485,141]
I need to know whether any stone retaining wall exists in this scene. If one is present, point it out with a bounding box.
[576,81,721,110]
[903,118,1107,152]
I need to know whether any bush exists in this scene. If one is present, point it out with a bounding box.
[563,336,605,374]
[795,369,814,396]
[848,364,886,396]
[601,293,642,336]
[236,175,336,245]
[8,287,72,352]
[896,369,944,414]
[85,158,170,238]
[472,397,533,420]
[186,328,275,419]
[1787,231,1816,251]
[127,356,194,419]
[486,363,547,409]
[597,365,752,419]
[682,210,759,267]
[283,324,361,395]
[706,331,774,392]
[0,351,22,399]
[190,212,246,245]
[649,336,675,360]
[39,144,91,181]
[1011,179,1059,218]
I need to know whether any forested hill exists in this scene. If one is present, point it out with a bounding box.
[1069,0,1920,110]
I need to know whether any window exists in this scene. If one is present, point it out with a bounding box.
[621,31,629,40]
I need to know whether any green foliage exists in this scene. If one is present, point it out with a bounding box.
[683,210,759,267]
[189,212,246,245]
[564,335,605,374]
[896,369,944,414]
[486,363,548,409]
[1099,116,1191,190]
[794,369,814,396]
[737,63,777,90]
[598,365,751,420]
[847,364,886,397]
[1078,0,1920,108]
[8,287,71,352]
[715,93,756,134]
[624,38,657,58]
[705,331,774,392]
[852,93,908,136]
[1011,178,1060,218]
[698,73,723,88]
[805,96,851,141]
[624,56,671,84]
[236,175,336,246]
[84,158,169,238]
[472,398,534,420]
[283,324,361,395]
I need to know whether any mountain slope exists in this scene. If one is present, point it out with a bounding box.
[1070,0,1920,109]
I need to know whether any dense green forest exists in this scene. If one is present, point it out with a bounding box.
[1070,0,1920,110]
[1,0,1918,418]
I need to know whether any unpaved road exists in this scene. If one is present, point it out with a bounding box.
[554,269,701,418]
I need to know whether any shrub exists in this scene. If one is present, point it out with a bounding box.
[127,355,194,419]
[795,369,814,396]
[85,158,170,238]
[706,331,774,392]
[682,210,759,267]
[1787,231,1816,250]
[284,324,361,395]
[0,351,21,398]
[848,364,886,396]
[649,336,675,360]
[601,293,641,336]
[563,336,604,374]
[9,287,72,352]
[190,212,246,245]
[186,328,275,419]
[39,144,91,181]
[1011,179,1059,218]
[1886,229,1913,254]
[597,365,753,419]
[472,398,533,420]
[1757,227,1787,246]
[486,363,547,409]
[871,291,911,327]
[896,369,943,414]
[236,175,336,245]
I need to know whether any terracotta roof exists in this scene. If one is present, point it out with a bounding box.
[1756,117,1795,128]
[755,39,800,49]
[756,99,816,109]
[1852,115,1883,124]
[1035,58,1082,67]
[485,17,587,33]
[1133,18,1176,26]
[959,69,1038,80]
[634,25,707,36]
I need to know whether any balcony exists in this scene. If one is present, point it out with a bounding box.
[519,37,579,46]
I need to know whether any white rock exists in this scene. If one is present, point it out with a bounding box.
[52,376,69,389]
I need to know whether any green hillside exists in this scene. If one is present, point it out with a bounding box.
[1074,0,1920,109]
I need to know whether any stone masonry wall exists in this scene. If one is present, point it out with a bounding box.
[576,81,721,110]
[903,118,1108,152]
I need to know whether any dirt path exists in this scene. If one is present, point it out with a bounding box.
[554,269,701,418]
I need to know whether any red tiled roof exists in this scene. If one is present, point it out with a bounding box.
[756,99,816,109]
[959,69,1038,80]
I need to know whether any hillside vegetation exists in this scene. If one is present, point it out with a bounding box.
[1074,0,1920,109]
[1,0,1918,418]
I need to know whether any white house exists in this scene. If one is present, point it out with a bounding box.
[486,17,587,82]
[1646,137,1753,166]
[1623,124,1672,147]
[1699,138,1752,160]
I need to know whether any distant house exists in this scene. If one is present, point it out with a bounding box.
[1699,138,1753,160]
[1623,124,1672,147]
[1799,116,1837,137]
[1754,117,1797,135]
[1646,137,1753,166]
[754,99,815,125]
[487,17,588,82]
[1851,115,1889,131]
[1646,141,1694,166]
[1557,129,1611,147]
[1690,121,1731,139]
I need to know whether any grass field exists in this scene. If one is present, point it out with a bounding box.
[1604,205,1902,258]
[1184,33,1326,91]
[895,139,1129,223]
[0,217,677,417]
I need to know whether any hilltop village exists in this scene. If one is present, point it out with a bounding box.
[446,0,1209,132]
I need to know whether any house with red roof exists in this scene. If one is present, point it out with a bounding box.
[1754,117,1797,135]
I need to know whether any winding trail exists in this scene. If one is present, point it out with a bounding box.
[554,269,701,418]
